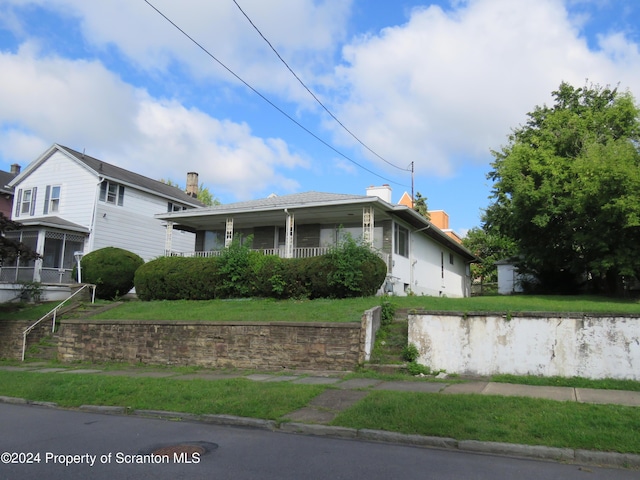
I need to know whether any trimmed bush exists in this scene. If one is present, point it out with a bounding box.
[132,238,387,301]
[134,256,219,300]
[80,247,144,300]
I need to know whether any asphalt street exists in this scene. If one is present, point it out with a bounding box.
[0,403,637,480]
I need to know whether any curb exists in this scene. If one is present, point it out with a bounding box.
[2,396,639,470]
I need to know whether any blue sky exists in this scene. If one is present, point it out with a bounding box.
[0,0,639,235]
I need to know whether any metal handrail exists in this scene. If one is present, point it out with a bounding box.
[21,284,96,361]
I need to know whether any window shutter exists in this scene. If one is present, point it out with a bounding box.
[117,185,125,206]
[30,187,37,216]
[99,181,106,202]
[15,189,22,218]
[43,186,51,214]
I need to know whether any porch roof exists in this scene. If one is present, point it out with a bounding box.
[16,216,89,234]
[157,191,477,262]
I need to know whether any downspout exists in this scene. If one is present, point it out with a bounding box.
[88,177,103,254]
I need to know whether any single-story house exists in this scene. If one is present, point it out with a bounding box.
[157,185,477,297]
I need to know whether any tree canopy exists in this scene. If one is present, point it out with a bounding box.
[413,192,430,219]
[485,82,640,294]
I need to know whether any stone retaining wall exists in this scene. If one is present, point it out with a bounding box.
[55,319,365,371]
[0,319,53,360]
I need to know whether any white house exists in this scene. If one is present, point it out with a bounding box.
[2,144,204,290]
[157,185,477,297]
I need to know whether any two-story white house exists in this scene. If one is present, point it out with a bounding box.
[157,185,477,297]
[2,144,204,293]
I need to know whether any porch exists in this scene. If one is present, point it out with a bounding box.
[166,246,392,271]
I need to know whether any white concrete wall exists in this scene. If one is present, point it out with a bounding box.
[409,313,640,380]
[361,306,381,362]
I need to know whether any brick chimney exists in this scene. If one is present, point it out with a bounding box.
[186,172,198,198]
[10,163,21,176]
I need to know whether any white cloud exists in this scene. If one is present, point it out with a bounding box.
[0,44,309,198]
[330,0,640,177]
[2,0,352,104]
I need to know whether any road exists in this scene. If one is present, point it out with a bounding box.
[0,403,636,480]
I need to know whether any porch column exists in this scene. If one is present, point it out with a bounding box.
[33,229,46,282]
[164,221,173,255]
[362,206,374,247]
[225,217,234,247]
[285,211,294,258]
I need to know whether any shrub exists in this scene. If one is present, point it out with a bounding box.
[80,247,144,300]
[380,297,396,326]
[215,237,254,298]
[132,235,387,301]
[402,343,419,362]
[134,256,219,300]
[323,235,387,298]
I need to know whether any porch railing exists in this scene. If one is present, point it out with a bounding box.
[21,284,96,361]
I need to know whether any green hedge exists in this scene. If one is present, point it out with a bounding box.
[79,247,144,300]
[134,237,387,301]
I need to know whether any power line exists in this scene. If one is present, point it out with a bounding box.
[142,0,410,188]
[232,0,409,172]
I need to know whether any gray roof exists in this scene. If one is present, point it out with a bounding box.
[17,216,89,233]
[0,169,16,194]
[195,191,374,214]
[57,145,206,207]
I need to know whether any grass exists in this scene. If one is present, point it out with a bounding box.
[331,391,640,454]
[4,294,640,323]
[0,371,325,419]
[398,294,640,315]
[90,297,383,322]
[1,368,639,454]
[492,374,640,392]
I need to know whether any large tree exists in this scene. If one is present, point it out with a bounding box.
[485,82,640,294]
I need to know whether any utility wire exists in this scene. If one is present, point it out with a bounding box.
[232,0,409,172]
[143,0,410,188]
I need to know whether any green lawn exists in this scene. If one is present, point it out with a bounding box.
[1,370,639,454]
[331,390,640,454]
[0,371,325,419]
[3,294,640,322]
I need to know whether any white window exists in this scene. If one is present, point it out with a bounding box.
[167,202,185,212]
[50,186,61,213]
[21,189,33,214]
[394,224,409,258]
[99,181,125,206]
[15,187,37,217]
[44,185,61,214]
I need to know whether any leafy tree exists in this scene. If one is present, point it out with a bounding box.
[462,225,516,285]
[0,212,38,262]
[486,82,640,294]
[412,192,430,219]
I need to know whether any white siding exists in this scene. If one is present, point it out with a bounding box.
[13,151,97,227]
[92,187,195,261]
[388,220,469,297]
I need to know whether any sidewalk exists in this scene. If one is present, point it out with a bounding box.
[2,363,640,469]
